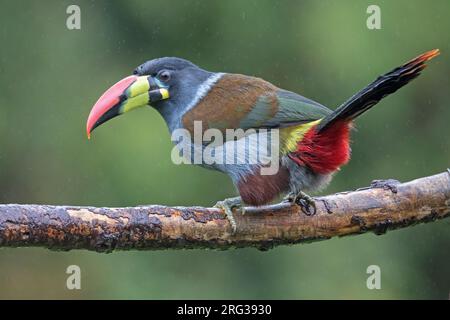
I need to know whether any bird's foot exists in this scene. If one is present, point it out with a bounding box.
[284,191,317,216]
[369,179,401,194]
[355,179,401,193]
[214,196,243,234]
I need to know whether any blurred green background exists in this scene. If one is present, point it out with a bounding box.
[0,0,449,299]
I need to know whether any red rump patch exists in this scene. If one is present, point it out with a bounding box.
[288,121,351,174]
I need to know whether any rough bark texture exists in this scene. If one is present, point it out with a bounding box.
[0,171,449,252]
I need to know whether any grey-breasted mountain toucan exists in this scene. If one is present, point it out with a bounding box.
[87,49,439,232]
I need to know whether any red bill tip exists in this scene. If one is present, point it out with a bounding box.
[86,75,138,138]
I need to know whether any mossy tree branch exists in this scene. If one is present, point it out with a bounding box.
[0,171,449,252]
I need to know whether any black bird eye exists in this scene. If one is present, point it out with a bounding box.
[157,70,171,82]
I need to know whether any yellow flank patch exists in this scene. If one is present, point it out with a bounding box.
[127,77,150,98]
[121,93,149,113]
[279,119,322,154]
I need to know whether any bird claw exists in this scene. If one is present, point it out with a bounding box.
[369,179,400,194]
[214,197,243,234]
[284,191,317,216]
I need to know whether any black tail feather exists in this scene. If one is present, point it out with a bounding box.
[317,49,439,133]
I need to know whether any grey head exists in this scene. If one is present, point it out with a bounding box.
[133,57,213,131]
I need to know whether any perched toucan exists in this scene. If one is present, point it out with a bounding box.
[87,49,439,231]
